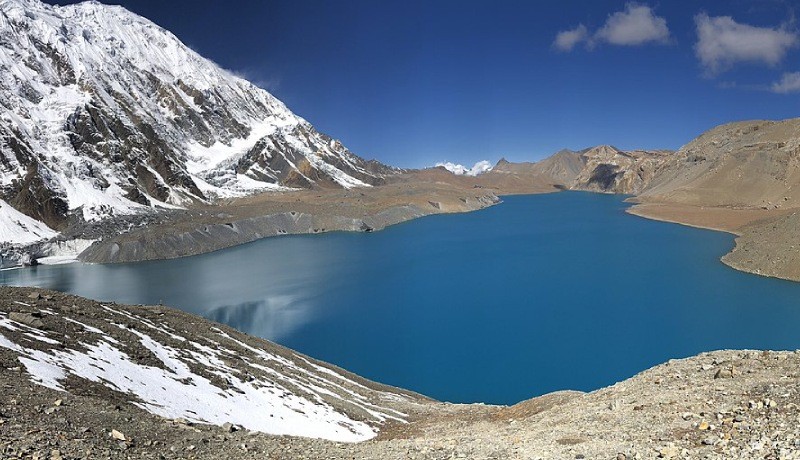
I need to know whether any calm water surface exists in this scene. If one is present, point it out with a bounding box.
[3,192,800,404]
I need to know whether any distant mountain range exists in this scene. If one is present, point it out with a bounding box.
[0,0,393,233]
[3,0,800,284]
[499,119,800,210]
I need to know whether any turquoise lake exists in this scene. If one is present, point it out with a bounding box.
[3,192,800,405]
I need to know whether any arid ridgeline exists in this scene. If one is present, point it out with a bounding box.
[486,118,800,282]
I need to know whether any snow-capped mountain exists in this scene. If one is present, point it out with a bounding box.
[0,0,392,236]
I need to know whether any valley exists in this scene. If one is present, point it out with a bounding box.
[1,0,800,459]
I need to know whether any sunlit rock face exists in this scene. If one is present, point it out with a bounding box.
[0,0,394,236]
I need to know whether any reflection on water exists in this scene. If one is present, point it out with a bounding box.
[0,234,347,340]
[207,295,311,342]
[4,192,800,405]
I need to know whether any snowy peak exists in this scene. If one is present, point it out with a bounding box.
[0,0,392,240]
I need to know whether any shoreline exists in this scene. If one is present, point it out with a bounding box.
[624,204,742,236]
[8,183,800,283]
[77,193,503,264]
[626,201,800,283]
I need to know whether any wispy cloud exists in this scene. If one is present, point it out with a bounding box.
[249,76,282,92]
[553,24,588,52]
[694,13,798,75]
[225,66,282,92]
[771,72,800,93]
[594,3,670,46]
[553,3,670,52]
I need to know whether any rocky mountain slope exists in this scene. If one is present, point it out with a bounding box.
[638,119,800,208]
[0,287,424,445]
[507,118,800,207]
[0,0,392,238]
[0,287,799,459]
[489,149,586,187]
[623,118,800,281]
[490,145,673,194]
[478,120,800,282]
[573,145,674,194]
[76,180,502,263]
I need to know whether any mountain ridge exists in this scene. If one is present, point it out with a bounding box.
[0,0,392,234]
[3,0,800,284]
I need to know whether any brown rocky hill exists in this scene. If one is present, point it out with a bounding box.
[638,118,800,209]
[571,145,674,194]
[477,118,800,281]
[490,149,586,187]
[490,145,673,194]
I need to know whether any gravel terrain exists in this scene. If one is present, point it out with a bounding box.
[0,287,798,459]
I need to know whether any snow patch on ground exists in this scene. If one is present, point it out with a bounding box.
[184,118,296,175]
[0,200,58,245]
[0,308,407,442]
[435,160,494,176]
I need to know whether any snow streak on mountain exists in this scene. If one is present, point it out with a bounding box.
[0,0,392,241]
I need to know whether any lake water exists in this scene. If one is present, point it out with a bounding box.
[3,192,800,405]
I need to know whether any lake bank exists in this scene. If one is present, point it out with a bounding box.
[5,193,800,405]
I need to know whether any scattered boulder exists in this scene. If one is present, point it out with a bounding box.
[111,429,126,441]
[222,422,239,433]
[8,312,45,329]
[714,366,736,379]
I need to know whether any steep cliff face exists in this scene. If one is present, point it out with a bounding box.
[493,146,672,194]
[0,0,392,238]
[571,145,673,194]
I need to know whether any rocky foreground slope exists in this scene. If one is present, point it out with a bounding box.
[0,286,798,459]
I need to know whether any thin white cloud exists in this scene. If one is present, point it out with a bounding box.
[694,13,798,75]
[554,4,669,52]
[553,24,588,52]
[435,160,493,177]
[595,3,670,46]
[771,72,800,93]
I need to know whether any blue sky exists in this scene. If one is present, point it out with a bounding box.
[48,0,800,167]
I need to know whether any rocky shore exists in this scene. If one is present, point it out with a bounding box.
[0,287,798,459]
[78,191,501,264]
